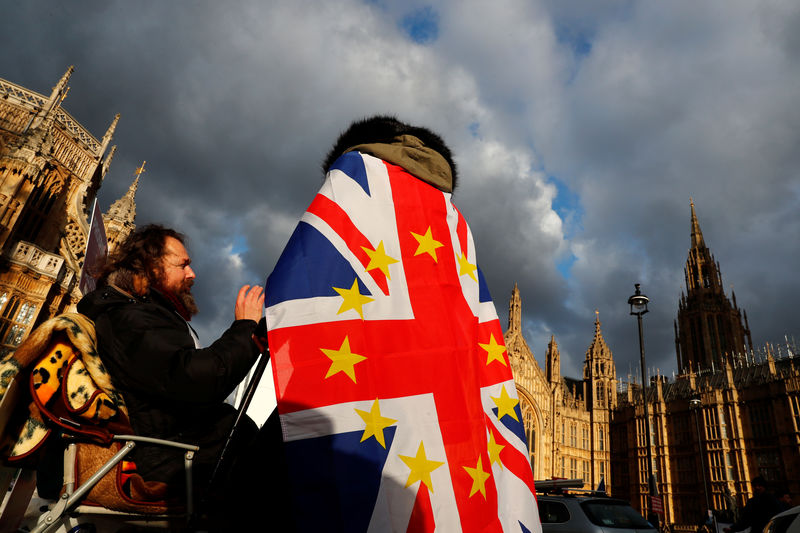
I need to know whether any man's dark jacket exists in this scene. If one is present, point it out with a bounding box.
[77,285,259,490]
[728,490,780,533]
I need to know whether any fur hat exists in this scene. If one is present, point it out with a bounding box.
[323,115,458,191]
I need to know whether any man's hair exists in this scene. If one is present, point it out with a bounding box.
[322,115,458,190]
[99,224,185,293]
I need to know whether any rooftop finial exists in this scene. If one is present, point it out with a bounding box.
[51,65,74,100]
[99,113,120,156]
[101,145,117,178]
[594,309,603,338]
[508,282,522,332]
[24,65,75,133]
[690,198,706,249]
[59,86,70,104]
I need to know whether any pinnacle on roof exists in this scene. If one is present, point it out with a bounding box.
[100,113,120,157]
[508,282,522,332]
[689,197,706,250]
[51,65,74,101]
[586,310,612,361]
[594,309,601,336]
[105,162,143,225]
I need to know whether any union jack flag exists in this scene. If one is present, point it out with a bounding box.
[266,151,541,532]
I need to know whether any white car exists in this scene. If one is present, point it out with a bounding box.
[764,505,800,533]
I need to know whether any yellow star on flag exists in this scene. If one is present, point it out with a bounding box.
[410,227,444,262]
[487,431,505,469]
[491,386,520,422]
[398,441,445,492]
[333,279,374,319]
[362,241,399,280]
[355,399,397,449]
[457,252,478,282]
[479,333,507,366]
[320,336,366,383]
[463,456,492,498]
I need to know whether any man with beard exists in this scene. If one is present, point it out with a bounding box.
[77,224,264,498]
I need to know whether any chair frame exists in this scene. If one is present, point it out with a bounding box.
[31,435,199,533]
[1,323,271,532]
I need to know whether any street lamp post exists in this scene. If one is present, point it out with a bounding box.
[628,283,659,524]
[690,397,717,532]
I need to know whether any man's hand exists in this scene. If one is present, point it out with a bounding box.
[235,285,265,322]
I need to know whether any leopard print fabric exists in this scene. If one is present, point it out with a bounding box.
[0,313,128,462]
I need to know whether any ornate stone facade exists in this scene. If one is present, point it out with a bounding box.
[608,202,800,527]
[611,353,800,527]
[506,283,615,489]
[0,68,137,356]
[510,201,800,528]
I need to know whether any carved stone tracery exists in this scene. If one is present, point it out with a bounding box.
[64,218,86,264]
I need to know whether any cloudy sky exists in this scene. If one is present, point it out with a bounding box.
[2,0,799,384]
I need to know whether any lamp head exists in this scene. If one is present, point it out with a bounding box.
[628,283,649,316]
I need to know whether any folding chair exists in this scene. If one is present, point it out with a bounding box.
[3,313,271,532]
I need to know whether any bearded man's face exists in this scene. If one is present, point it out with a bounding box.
[158,236,199,316]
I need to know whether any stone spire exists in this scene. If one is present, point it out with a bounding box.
[102,145,117,179]
[99,113,120,157]
[689,197,706,250]
[585,311,614,370]
[49,65,74,104]
[584,310,617,409]
[26,65,74,133]
[508,282,522,333]
[105,175,139,222]
[503,283,535,369]
[685,199,721,294]
[546,335,560,383]
[104,162,143,252]
[676,200,753,372]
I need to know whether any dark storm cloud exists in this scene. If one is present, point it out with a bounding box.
[2,0,797,380]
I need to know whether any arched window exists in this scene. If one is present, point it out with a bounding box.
[13,172,64,245]
[0,297,37,356]
[521,398,538,474]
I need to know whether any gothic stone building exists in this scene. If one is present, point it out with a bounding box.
[0,67,138,356]
[509,201,800,528]
[506,283,616,489]
[609,202,800,527]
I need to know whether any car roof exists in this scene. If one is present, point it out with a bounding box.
[772,505,800,519]
[538,495,632,505]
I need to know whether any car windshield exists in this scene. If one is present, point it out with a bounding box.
[581,500,654,529]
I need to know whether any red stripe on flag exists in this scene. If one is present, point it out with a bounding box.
[406,485,436,533]
[486,415,537,496]
[307,193,390,295]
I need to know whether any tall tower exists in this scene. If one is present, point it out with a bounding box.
[584,311,617,410]
[583,311,616,486]
[0,68,124,356]
[674,200,753,372]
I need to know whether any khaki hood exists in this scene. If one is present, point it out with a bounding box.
[346,134,453,193]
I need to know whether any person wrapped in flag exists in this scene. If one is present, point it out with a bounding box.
[265,116,541,532]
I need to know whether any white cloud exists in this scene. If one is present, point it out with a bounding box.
[2,0,798,382]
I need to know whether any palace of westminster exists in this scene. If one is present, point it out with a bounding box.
[2,69,799,527]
